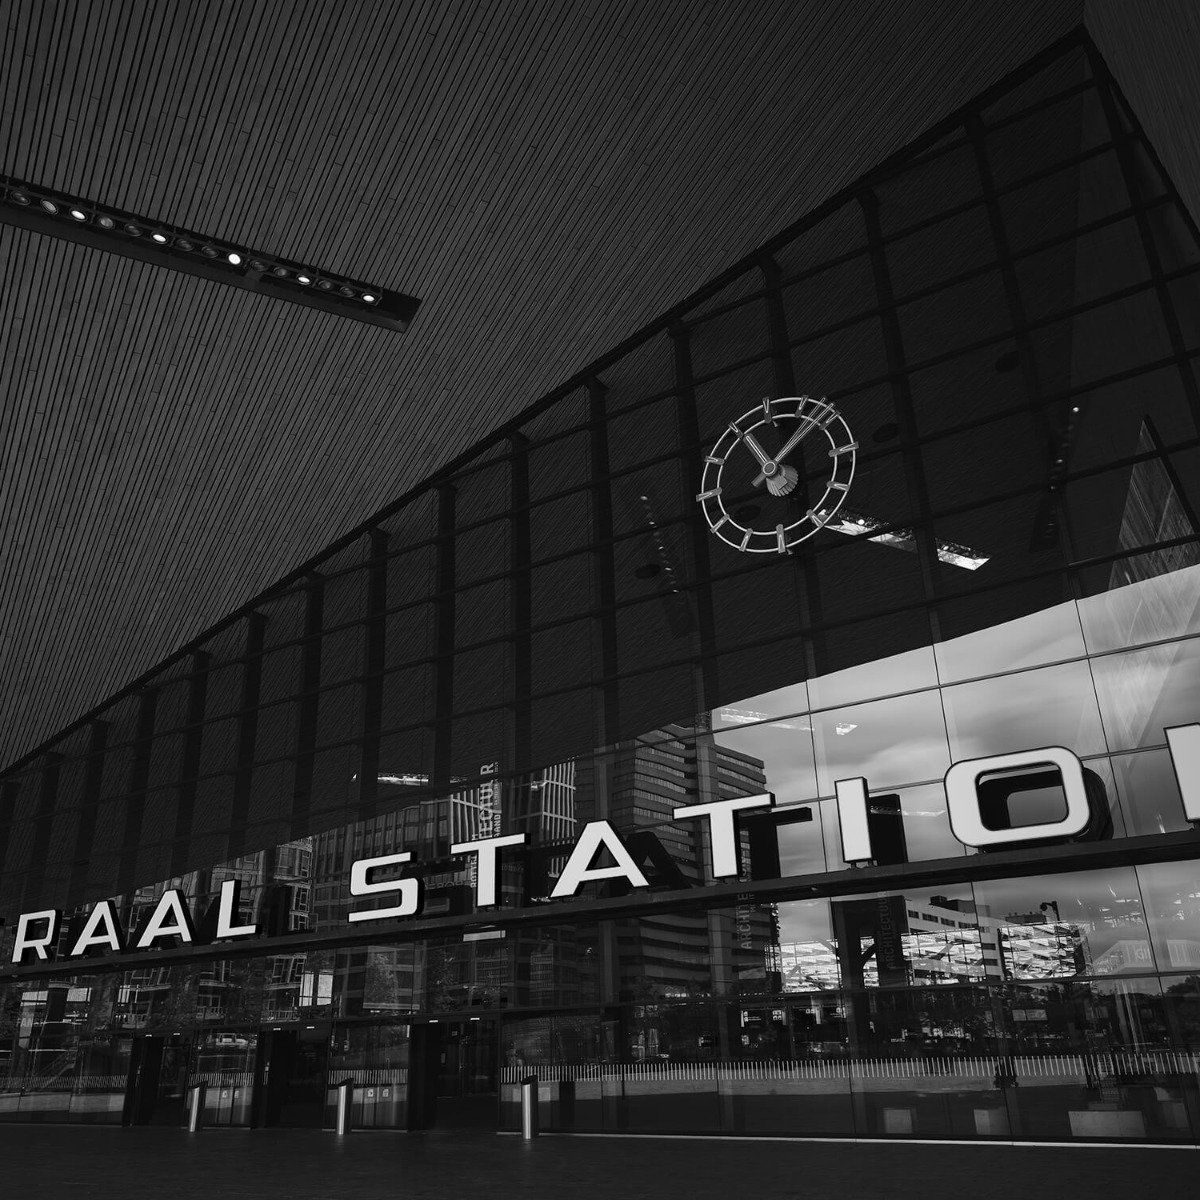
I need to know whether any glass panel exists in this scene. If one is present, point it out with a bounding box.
[972,868,1150,980]
[811,689,950,796]
[934,599,1087,684]
[1137,861,1200,976]
[714,679,811,728]
[194,1029,256,1127]
[1090,637,1200,752]
[998,977,1193,1142]
[941,660,1108,761]
[326,1023,409,1129]
[1081,560,1200,655]
[1109,748,1193,836]
[808,646,938,710]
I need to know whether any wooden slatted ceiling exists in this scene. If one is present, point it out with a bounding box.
[0,0,1082,770]
[1087,0,1200,227]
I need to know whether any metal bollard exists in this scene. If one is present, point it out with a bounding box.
[520,1074,539,1140]
[334,1078,354,1136]
[186,1082,206,1133]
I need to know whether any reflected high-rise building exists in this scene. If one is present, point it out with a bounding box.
[575,724,776,1001]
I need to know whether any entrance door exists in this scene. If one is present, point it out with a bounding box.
[193,1030,256,1127]
[150,1033,190,1125]
[408,1020,499,1130]
[122,1035,164,1126]
[254,1028,329,1127]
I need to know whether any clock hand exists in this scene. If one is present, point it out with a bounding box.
[752,412,818,485]
[741,430,772,471]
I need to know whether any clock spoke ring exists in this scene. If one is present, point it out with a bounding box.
[697,395,856,553]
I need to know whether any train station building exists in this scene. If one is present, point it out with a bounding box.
[1,10,1199,1146]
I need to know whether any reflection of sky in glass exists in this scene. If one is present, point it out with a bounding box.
[813,689,950,794]
[890,783,964,861]
[1109,749,1185,835]
[1090,636,1200,752]
[935,599,1086,684]
[808,647,938,710]
[716,561,1197,753]
[699,565,1199,881]
[714,720,817,804]
[942,660,1107,761]
[1079,560,1200,653]
[714,680,810,728]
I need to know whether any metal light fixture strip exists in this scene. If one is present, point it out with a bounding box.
[0,175,419,332]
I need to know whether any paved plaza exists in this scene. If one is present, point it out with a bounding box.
[2,1126,1195,1200]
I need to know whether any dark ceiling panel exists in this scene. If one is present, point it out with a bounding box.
[1087,0,1200,228]
[0,0,1084,769]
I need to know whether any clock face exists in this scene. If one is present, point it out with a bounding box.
[696,396,857,554]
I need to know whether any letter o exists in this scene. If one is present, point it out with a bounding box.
[944,746,1091,849]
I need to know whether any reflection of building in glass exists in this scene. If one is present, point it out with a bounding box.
[778,896,1095,990]
[1100,422,1200,749]
[113,843,317,1027]
[779,941,840,991]
[1090,939,1156,975]
[575,726,775,998]
[311,762,581,1016]
[1108,422,1200,611]
[996,921,1091,980]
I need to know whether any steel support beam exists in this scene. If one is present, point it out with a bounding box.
[358,531,390,822]
[226,612,268,862]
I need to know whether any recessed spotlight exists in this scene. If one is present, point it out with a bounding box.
[176,238,193,251]
[151,231,168,244]
[271,266,288,278]
[297,273,312,285]
[227,252,242,265]
[40,199,58,214]
[70,208,87,221]
[249,259,267,271]
[125,222,141,235]
[201,246,219,258]
[338,285,354,297]
[97,215,115,229]
[11,191,29,205]
[1071,406,1080,414]
[317,280,334,291]
[361,293,376,303]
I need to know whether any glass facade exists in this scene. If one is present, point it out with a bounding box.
[1,35,1199,1143]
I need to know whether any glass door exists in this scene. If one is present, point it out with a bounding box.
[193,1030,256,1126]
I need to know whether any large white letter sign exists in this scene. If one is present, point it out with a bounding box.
[673,794,773,878]
[550,821,649,899]
[452,833,527,908]
[835,777,873,864]
[945,746,1090,848]
[348,851,423,922]
[69,899,125,957]
[11,909,60,963]
[215,879,258,940]
[136,888,196,949]
[1165,724,1200,823]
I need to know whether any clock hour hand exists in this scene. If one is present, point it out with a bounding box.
[741,430,773,472]
[742,426,800,497]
